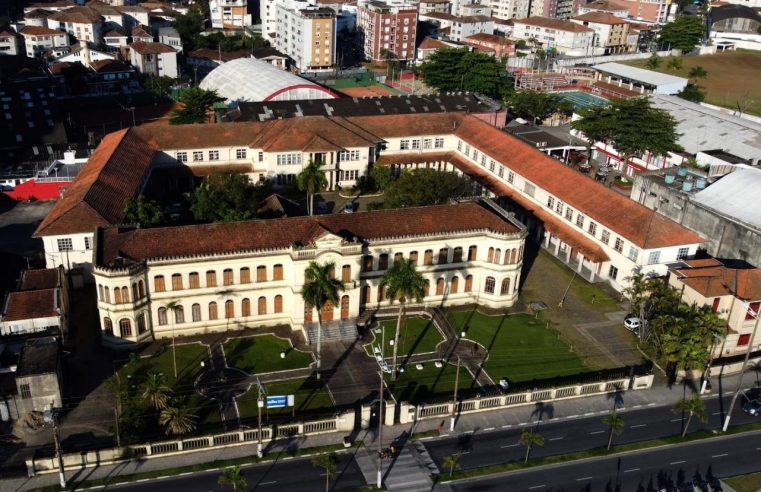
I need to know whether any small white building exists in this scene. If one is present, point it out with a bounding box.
[419,12,496,43]
[275,2,337,72]
[0,289,61,336]
[591,62,688,95]
[158,26,182,52]
[511,16,594,56]
[128,41,178,78]
[46,6,104,45]
[20,26,69,57]
[209,0,252,28]
[0,27,20,56]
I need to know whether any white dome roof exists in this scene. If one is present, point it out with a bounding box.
[199,58,337,103]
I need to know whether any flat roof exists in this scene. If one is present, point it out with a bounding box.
[592,62,688,88]
[17,337,58,377]
[693,165,761,230]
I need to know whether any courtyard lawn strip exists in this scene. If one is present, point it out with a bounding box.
[447,311,589,383]
[385,362,476,404]
[364,316,444,358]
[223,334,313,374]
[725,471,761,492]
[235,375,336,425]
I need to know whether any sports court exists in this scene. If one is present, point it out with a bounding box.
[555,91,610,110]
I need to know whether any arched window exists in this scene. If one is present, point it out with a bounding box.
[240,267,251,284]
[342,265,351,283]
[423,279,430,297]
[138,280,145,298]
[172,273,183,290]
[273,264,284,280]
[102,317,113,335]
[362,255,374,272]
[409,251,418,265]
[192,303,201,322]
[257,266,267,282]
[304,304,313,322]
[223,268,234,286]
[485,277,496,294]
[468,245,478,261]
[137,312,147,334]
[131,283,138,301]
[518,244,524,261]
[494,248,502,264]
[501,278,511,295]
[361,285,371,304]
[453,247,463,263]
[174,305,185,324]
[208,302,218,320]
[510,249,518,264]
[206,270,217,287]
[189,272,200,289]
[340,295,349,320]
[274,295,283,313]
[487,247,495,263]
[394,252,403,265]
[327,265,335,279]
[225,299,235,318]
[154,275,165,292]
[424,250,433,265]
[104,286,110,303]
[436,278,445,295]
[119,318,132,338]
[121,286,129,303]
[98,284,104,301]
[114,287,122,304]
[378,254,389,270]
[241,298,251,316]
[258,296,267,315]
[157,307,167,325]
[377,285,386,302]
[464,275,473,292]
[451,276,459,294]
[438,248,449,264]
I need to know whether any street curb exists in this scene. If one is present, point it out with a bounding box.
[441,427,761,485]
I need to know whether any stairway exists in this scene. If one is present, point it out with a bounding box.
[304,319,358,344]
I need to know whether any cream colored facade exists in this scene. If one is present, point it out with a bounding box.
[93,208,527,346]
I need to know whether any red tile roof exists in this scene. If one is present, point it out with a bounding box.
[34,129,156,236]
[0,27,16,36]
[581,0,630,11]
[515,16,594,33]
[418,36,449,50]
[20,25,66,36]
[2,289,58,321]
[48,6,103,24]
[573,11,628,24]
[90,59,133,72]
[187,48,250,63]
[19,269,60,291]
[464,33,515,46]
[97,202,522,265]
[129,41,175,55]
[671,264,761,301]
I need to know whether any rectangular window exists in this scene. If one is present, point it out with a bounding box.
[457,140,462,151]
[745,301,760,321]
[576,214,584,228]
[555,201,564,215]
[20,384,31,399]
[192,151,203,162]
[176,151,187,162]
[647,251,661,265]
[608,265,618,280]
[57,238,73,251]
[614,237,624,253]
[547,196,555,209]
[601,230,610,244]
[208,150,219,161]
[565,207,573,221]
[411,139,420,150]
[628,245,639,261]
[588,221,597,236]
[434,137,444,148]
[523,182,535,198]
[423,138,433,149]
[498,167,504,178]
[473,149,479,161]
[84,237,92,250]
[677,247,689,260]
[400,139,410,150]
[507,171,515,184]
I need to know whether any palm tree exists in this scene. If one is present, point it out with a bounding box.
[380,259,426,381]
[312,452,337,492]
[601,409,624,450]
[218,465,247,492]
[296,159,327,216]
[164,300,182,379]
[301,261,344,379]
[442,453,461,478]
[667,57,683,71]
[159,404,197,436]
[672,393,708,438]
[141,373,171,410]
[519,430,544,463]
[688,65,708,85]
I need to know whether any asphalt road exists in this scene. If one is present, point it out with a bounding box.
[105,452,364,492]
[425,392,760,471]
[448,430,761,491]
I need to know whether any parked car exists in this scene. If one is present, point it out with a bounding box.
[344,202,355,213]
[743,399,761,416]
[316,201,328,214]
[624,316,642,333]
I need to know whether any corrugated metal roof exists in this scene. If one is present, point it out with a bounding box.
[693,165,761,229]
[592,62,688,87]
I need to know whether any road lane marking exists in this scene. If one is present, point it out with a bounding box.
[501,444,519,448]
[712,412,722,415]
[567,414,579,418]
[528,485,546,490]
[670,418,682,422]
[633,405,642,408]
[576,476,593,481]
[589,430,605,435]
[260,481,278,485]
[648,403,657,406]
[669,460,686,465]
[484,427,495,431]
[712,453,728,458]
[584,412,594,416]
[549,437,564,441]
[624,468,640,473]
[631,424,647,428]
[502,424,512,428]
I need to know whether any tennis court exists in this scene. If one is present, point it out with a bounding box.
[556,91,610,110]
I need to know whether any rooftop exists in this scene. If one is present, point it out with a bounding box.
[187,48,250,63]
[48,6,103,24]
[16,337,59,377]
[19,269,59,291]
[671,260,761,301]
[573,11,628,24]
[692,165,761,230]
[464,33,515,45]
[514,16,594,32]
[129,41,175,55]
[580,0,629,11]
[20,26,66,36]
[2,289,58,321]
[96,202,522,266]
[592,63,688,87]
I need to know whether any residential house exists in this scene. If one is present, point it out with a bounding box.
[20,26,70,57]
[11,337,63,417]
[130,25,153,43]
[128,41,177,77]
[0,28,20,56]
[85,0,124,31]
[116,4,151,31]
[0,287,60,336]
[416,35,462,61]
[511,16,594,56]
[460,3,491,16]
[357,0,418,62]
[24,1,77,14]
[464,32,516,58]
[418,0,451,14]
[103,27,128,49]
[158,26,182,52]
[251,47,289,69]
[419,12,495,43]
[47,6,105,45]
[23,8,55,28]
[577,0,629,18]
[571,11,631,54]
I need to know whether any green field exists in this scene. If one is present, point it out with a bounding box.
[365,317,444,358]
[385,362,475,404]
[223,335,313,375]
[236,376,335,423]
[622,50,761,116]
[448,312,590,383]
[725,471,761,492]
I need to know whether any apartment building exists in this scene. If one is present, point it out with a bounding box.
[20,26,70,57]
[511,16,594,55]
[127,41,178,77]
[0,27,20,56]
[357,0,418,62]
[275,2,336,72]
[47,6,104,44]
[209,0,252,28]
[419,12,495,42]
[419,0,451,14]
[571,11,631,53]
[487,0,531,20]
[529,0,585,19]
[577,0,630,18]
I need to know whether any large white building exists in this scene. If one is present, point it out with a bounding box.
[511,16,594,56]
[419,12,495,43]
[487,0,531,20]
[274,2,336,72]
[209,0,252,28]
[93,202,527,346]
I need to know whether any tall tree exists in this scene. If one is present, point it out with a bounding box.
[667,57,683,70]
[419,48,510,99]
[369,165,393,191]
[159,404,197,436]
[510,91,573,125]
[218,466,247,492]
[672,393,708,437]
[383,168,475,209]
[164,300,183,379]
[381,259,426,381]
[170,88,224,125]
[188,171,262,222]
[659,16,705,52]
[678,84,706,103]
[571,103,614,166]
[602,409,624,450]
[141,373,171,410]
[301,261,344,379]
[296,160,328,216]
[123,195,167,227]
[519,430,544,463]
[311,452,338,492]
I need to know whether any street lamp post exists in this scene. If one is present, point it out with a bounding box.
[377,370,384,489]
[722,305,761,432]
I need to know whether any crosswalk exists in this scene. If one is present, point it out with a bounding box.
[354,443,441,492]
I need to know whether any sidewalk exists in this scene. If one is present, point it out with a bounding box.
[2,369,753,492]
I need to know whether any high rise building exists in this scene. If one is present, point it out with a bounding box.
[356,0,418,63]
[275,1,336,72]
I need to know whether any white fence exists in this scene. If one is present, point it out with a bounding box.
[26,410,354,477]
[553,51,673,69]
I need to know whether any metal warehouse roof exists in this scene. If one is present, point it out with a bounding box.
[591,62,688,88]
[693,165,761,230]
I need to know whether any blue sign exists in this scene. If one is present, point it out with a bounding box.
[266,395,288,408]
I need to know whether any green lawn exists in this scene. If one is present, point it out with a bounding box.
[534,250,618,308]
[223,335,313,375]
[448,311,589,383]
[385,362,476,404]
[365,317,444,358]
[236,376,335,424]
[725,471,761,492]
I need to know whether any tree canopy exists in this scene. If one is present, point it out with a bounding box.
[659,16,705,53]
[170,88,224,125]
[383,169,476,209]
[123,195,167,227]
[509,91,573,125]
[188,171,265,222]
[419,48,511,99]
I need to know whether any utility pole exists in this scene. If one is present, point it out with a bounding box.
[450,356,461,432]
[256,377,265,457]
[723,306,760,432]
[377,370,384,489]
[53,410,66,488]
[114,407,121,447]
